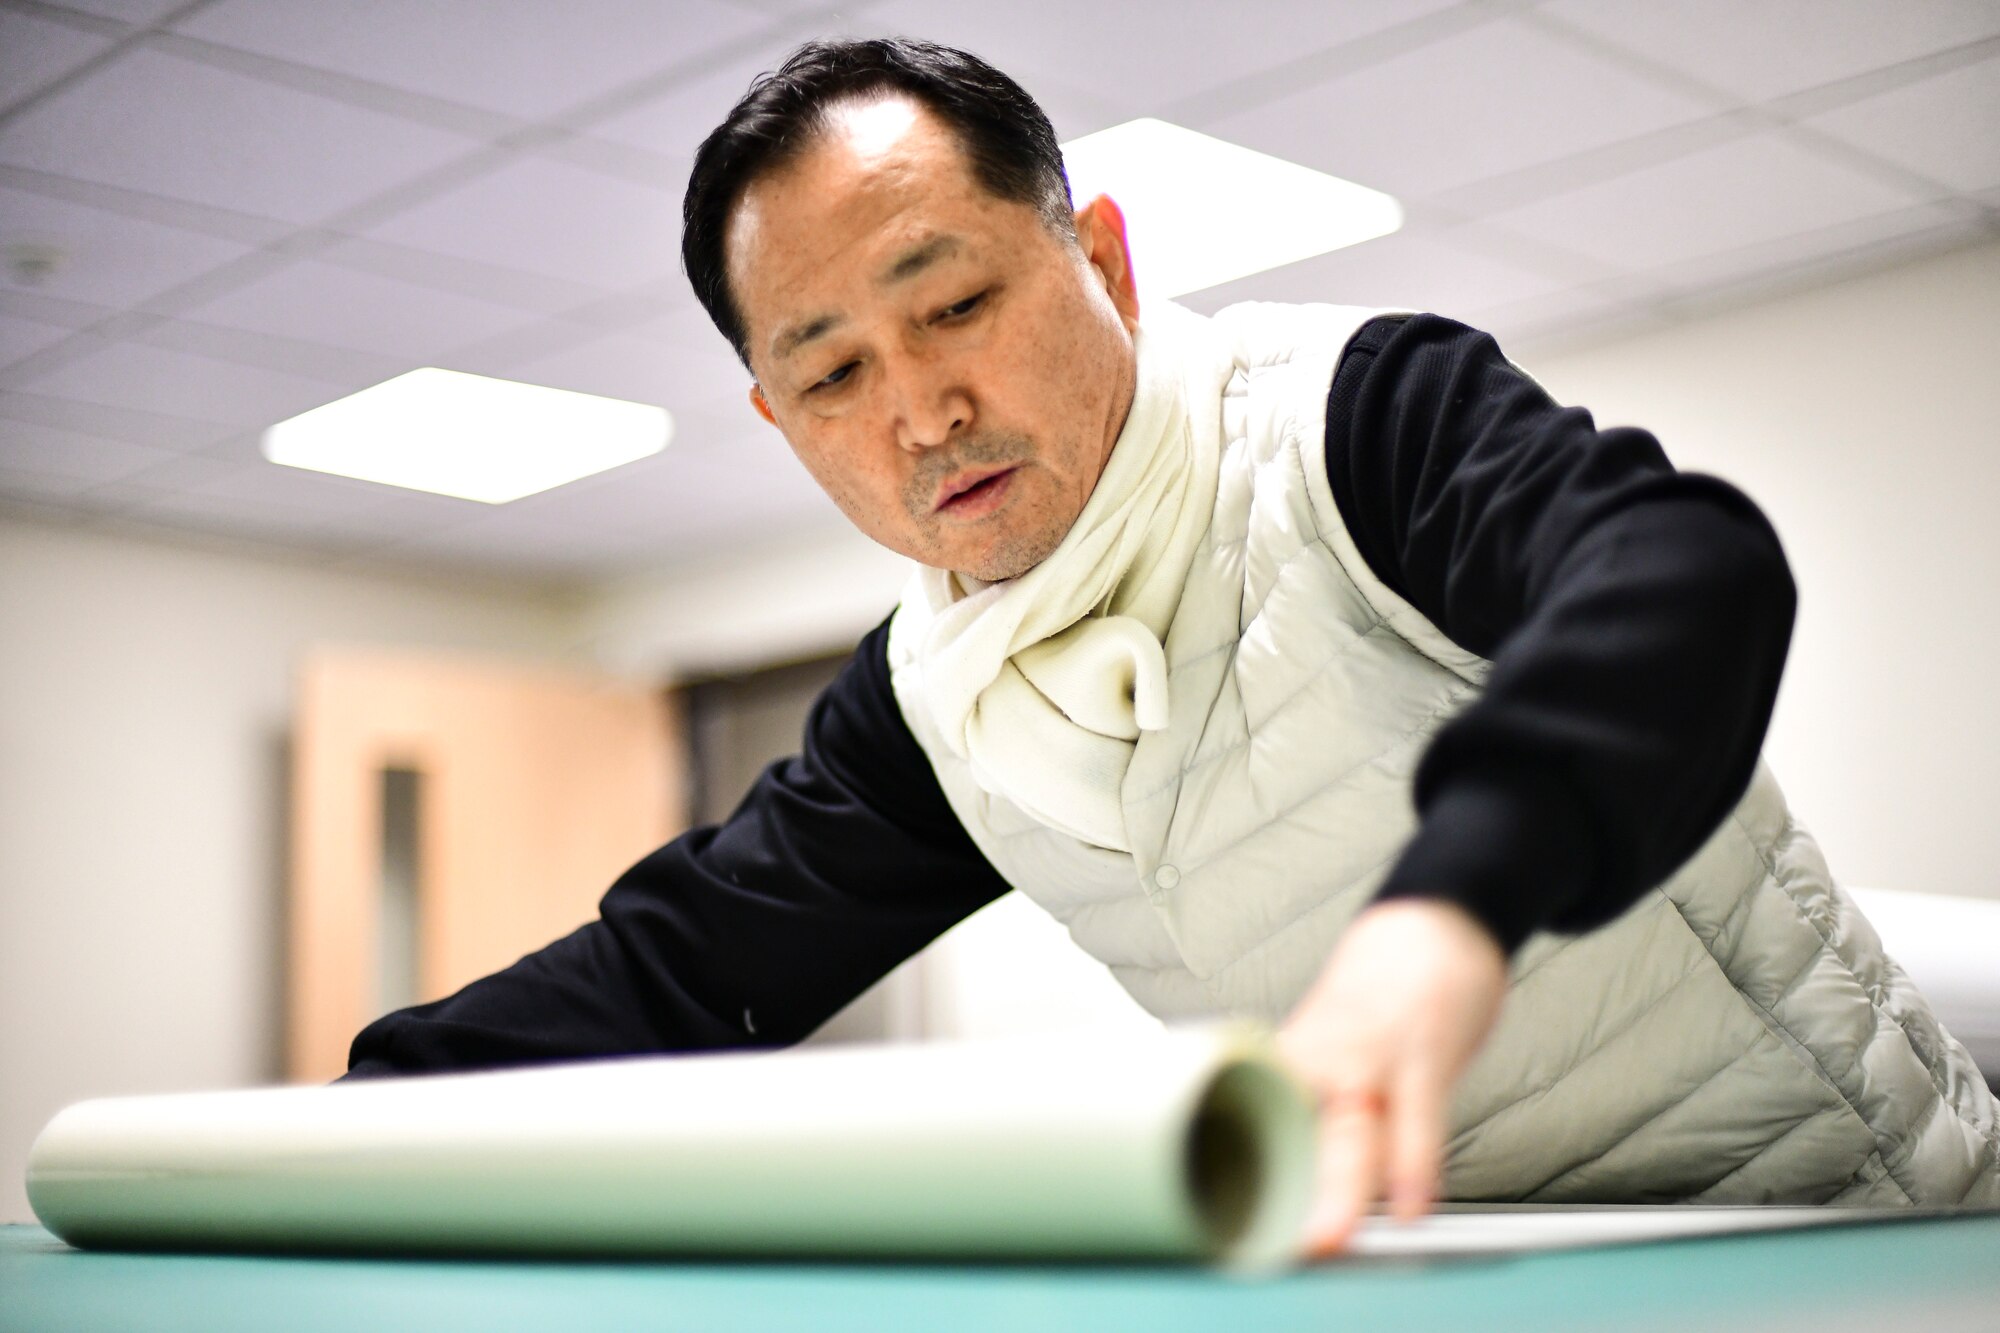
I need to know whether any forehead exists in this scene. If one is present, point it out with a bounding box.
[723,96,1041,362]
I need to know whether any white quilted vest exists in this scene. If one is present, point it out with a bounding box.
[889,299,1999,1204]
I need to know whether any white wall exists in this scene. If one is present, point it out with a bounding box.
[576,520,911,680]
[1524,238,2000,902]
[0,519,587,1221]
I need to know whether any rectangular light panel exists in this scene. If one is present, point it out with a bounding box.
[1060,119,1403,299]
[262,367,671,504]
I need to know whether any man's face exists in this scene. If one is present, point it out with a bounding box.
[727,95,1139,581]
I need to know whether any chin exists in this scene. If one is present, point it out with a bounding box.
[955,523,1067,583]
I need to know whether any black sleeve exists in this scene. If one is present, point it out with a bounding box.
[342,615,1012,1078]
[1324,313,1797,954]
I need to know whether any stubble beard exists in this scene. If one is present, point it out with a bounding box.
[904,429,1070,582]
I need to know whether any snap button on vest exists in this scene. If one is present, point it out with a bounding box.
[1154,865,1180,890]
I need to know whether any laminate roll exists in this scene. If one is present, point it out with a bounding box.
[27,1022,1315,1269]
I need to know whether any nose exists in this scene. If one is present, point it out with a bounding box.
[888,349,972,454]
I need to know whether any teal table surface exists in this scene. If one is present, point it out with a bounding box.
[5,1214,1999,1333]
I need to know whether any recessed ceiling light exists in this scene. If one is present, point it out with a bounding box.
[1060,118,1402,299]
[261,367,671,504]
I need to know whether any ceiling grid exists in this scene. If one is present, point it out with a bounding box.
[0,0,1994,579]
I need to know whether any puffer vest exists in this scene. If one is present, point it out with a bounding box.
[889,299,1999,1205]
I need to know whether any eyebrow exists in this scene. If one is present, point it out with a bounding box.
[768,234,966,364]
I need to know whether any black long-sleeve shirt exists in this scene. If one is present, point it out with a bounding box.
[344,313,1796,1078]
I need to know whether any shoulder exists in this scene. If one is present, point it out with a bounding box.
[1197,299,1415,377]
[1330,312,1518,384]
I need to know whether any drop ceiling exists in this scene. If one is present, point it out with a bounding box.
[1,0,1996,582]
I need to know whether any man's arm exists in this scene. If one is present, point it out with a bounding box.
[1289,312,1798,1251]
[342,616,1012,1078]
[1331,312,1797,951]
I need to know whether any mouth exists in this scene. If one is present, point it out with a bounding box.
[933,466,1019,516]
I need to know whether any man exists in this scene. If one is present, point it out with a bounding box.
[347,38,2000,1252]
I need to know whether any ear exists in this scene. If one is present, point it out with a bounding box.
[1075,193,1140,332]
[748,382,777,427]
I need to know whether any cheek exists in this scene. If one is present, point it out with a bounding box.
[787,433,911,532]
[1012,298,1111,459]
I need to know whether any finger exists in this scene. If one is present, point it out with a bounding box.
[1383,1070,1444,1223]
[1301,1090,1386,1260]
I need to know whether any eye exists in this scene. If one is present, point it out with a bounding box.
[938,291,986,321]
[810,362,856,393]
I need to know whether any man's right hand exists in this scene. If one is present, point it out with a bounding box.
[1275,897,1509,1258]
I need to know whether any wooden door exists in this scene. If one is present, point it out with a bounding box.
[287,648,683,1082]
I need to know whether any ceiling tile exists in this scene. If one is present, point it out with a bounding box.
[0,465,104,502]
[1642,199,1988,306]
[432,316,609,382]
[666,391,765,456]
[114,487,381,551]
[47,0,190,25]
[0,10,116,108]
[0,329,101,388]
[137,28,520,143]
[361,155,682,290]
[174,0,773,121]
[555,281,701,341]
[10,340,346,429]
[3,3,1988,581]
[127,246,306,320]
[722,0,862,13]
[1202,15,1720,203]
[1439,220,1627,286]
[667,429,838,512]
[623,299,727,348]
[585,41,830,157]
[0,163,293,245]
[180,458,490,534]
[175,257,535,361]
[200,457,497,533]
[0,47,480,225]
[336,480,498,532]
[1482,132,1927,272]
[61,477,173,509]
[109,449,246,492]
[469,452,689,530]
[858,0,1464,114]
[504,327,747,411]
[1177,228,1570,321]
[312,232,601,315]
[0,417,179,484]
[1479,285,1660,359]
[1539,0,2000,104]
[1424,109,1765,220]
[1803,54,2000,194]
[0,386,237,449]
[0,185,256,309]
[587,30,1129,159]
[455,420,832,559]
[0,284,115,330]
[129,313,409,386]
[0,312,76,367]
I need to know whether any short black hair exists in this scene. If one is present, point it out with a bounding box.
[681,36,1076,372]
